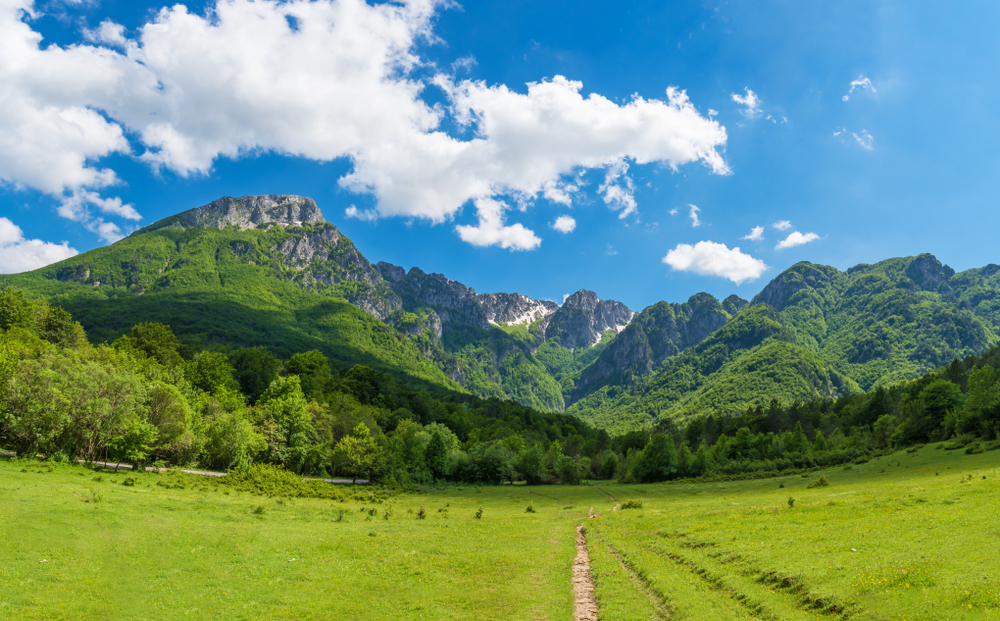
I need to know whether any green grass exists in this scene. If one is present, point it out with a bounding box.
[2,445,999,620]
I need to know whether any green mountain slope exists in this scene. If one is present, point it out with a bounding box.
[567,306,859,433]
[0,208,459,393]
[753,254,1000,389]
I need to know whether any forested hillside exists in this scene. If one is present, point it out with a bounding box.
[2,195,998,435]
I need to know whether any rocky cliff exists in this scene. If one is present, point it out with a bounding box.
[135,195,324,234]
[539,289,633,350]
[375,263,561,329]
[571,292,738,399]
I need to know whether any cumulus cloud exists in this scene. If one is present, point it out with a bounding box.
[742,225,764,241]
[669,208,678,216]
[344,205,378,222]
[454,198,541,251]
[551,215,576,233]
[0,0,730,249]
[775,231,820,249]
[606,244,617,256]
[852,130,874,150]
[0,217,78,273]
[772,220,792,231]
[662,240,768,284]
[688,204,701,227]
[731,87,762,118]
[598,159,637,219]
[843,76,876,101]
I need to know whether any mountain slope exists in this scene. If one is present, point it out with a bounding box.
[1,196,458,392]
[566,306,860,433]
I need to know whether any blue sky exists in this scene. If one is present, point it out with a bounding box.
[2,0,999,313]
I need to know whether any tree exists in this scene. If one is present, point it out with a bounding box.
[692,440,709,476]
[676,442,693,477]
[285,350,333,400]
[515,444,545,485]
[640,433,677,482]
[38,306,86,349]
[123,323,183,368]
[333,423,382,483]
[201,389,266,471]
[425,431,450,480]
[185,351,239,395]
[256,376,315,473]
[148,382,195,463]
[555,455,580,485]
[229,347,281,404]
[0,288,33,332]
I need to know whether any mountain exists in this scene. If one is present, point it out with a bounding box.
[566,305,860,433]
[4,194,998,434]
[1,195,453,391]
[565,254,1000,433]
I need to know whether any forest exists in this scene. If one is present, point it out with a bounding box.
[2,286,999,487]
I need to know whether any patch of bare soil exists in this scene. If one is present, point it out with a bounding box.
[573,525,599,621]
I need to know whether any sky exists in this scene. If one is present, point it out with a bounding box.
[2,0,1000,313]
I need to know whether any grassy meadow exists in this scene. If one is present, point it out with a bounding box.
[1,444,998,620]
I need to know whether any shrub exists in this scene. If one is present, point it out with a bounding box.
[807,476,830,489]
[788,497,795,508]
[121,477,136,486]
[620,500,643,510]
[475,506,483,519]
[525,504,535,513]
[417,507,426,520]
[965,443,983,455]
[252,505,265,515]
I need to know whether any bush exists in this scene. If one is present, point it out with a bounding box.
[807,476,830,489]
[620,500,643,510]
[965,443,983,455]
[223,463,388,502]
[525,504,535,513]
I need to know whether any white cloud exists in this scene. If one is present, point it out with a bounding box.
[551,215,576,233]
[668,208,678,216]
[0,0,730,249]
[742,225,764,241]
[731,87,762,118]
[454,198,541,251]
[344,205,378,222]
[662,240,768,284]
[852,130,874,150]
[843,76,876,101]
[772,220,792,231]
[606,243,617,256]
[0,217,78,273]
[775,231,820,249]
[83,19,128,48]
[598,159,637,219]
[688,203,701,227]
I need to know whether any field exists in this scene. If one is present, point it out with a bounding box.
[1,445,998,620]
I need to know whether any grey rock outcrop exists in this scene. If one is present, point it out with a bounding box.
[379,264,561,330]
[136,195,324,234]
[540,289,634,350]
[571,292,733,400]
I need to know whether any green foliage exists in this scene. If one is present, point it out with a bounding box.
[333,423,382,482]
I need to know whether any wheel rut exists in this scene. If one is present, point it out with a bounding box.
[573,525,599,621]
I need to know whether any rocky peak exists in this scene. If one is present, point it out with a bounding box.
[375,262,406,284]
[541,289,634,349]
[905,253,955,293]
[479,293,558,326]
[136,195,324,235]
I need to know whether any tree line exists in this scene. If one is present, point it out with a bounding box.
[3,287,998,486]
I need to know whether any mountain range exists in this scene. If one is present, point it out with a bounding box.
[4,194,999,433]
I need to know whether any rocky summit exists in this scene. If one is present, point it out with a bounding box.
[135,195,324,235]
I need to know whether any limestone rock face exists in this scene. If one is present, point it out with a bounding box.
[137,195,324,234]
[480,293,559,326]
[540,289,634,349]
[379,265,560,329]
[905,253,955,294]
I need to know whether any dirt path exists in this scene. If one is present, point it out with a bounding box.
[594,484,621,511]
[573,525,599,621]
